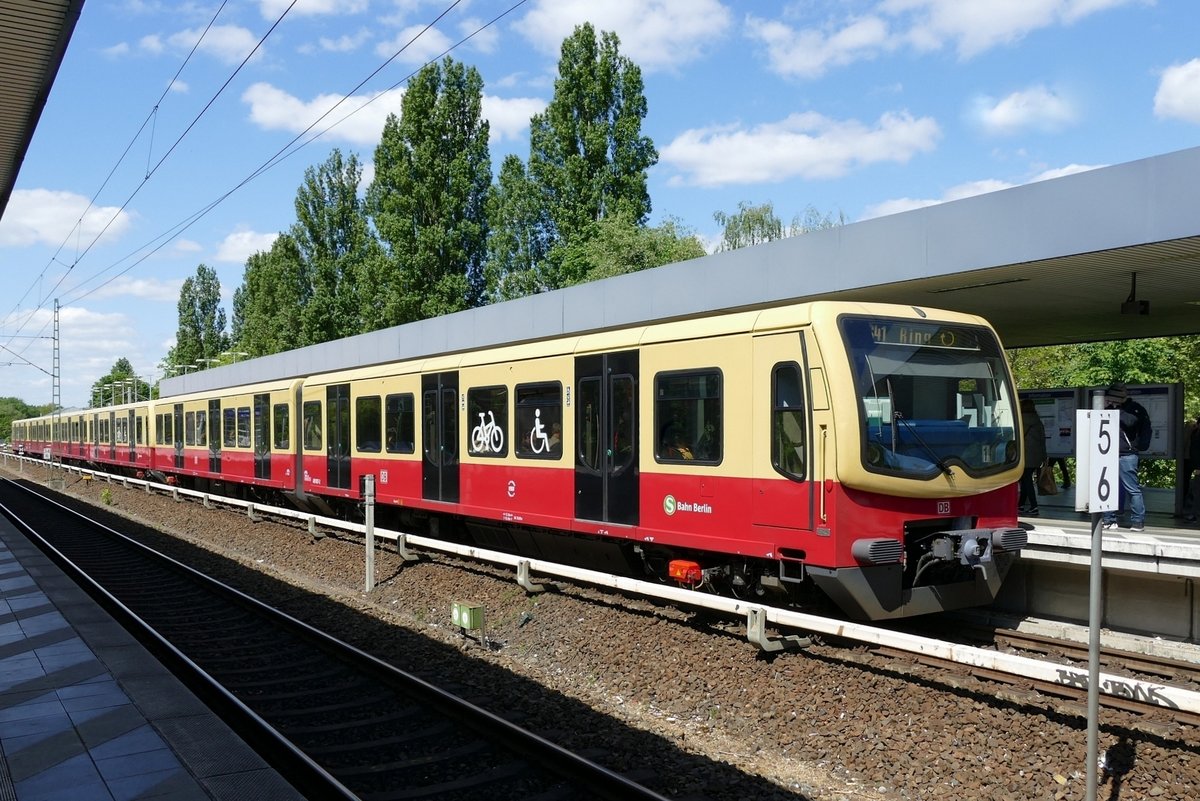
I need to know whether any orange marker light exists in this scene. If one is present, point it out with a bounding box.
[668,559,703,584]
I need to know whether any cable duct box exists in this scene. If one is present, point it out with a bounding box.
[1121,299,1150,315]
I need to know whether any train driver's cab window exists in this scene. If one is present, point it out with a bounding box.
[655,369,722,464]
[273,403,290,450]
[303,401,323,451]
[385,393,415,454]
[467,386,508,457]
[357,395,382,453]
[516,382,562,459]
[772,362,806,479]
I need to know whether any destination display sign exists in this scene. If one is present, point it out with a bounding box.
[867,321,982,349]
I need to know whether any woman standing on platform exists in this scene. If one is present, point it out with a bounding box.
[1019,398,1046,516]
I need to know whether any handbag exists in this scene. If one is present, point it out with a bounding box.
[1037,463,1059,495]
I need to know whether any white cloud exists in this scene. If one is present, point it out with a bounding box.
[242,82,405,145]
[318,28,372,53]
[259,0,367,18]
[0,189,133,248]
[169,79,189,93]
[971,84,1078,135]
[746,14,892,79]
[483,95,546,143]
[1155,58,1200,124]
[660,110,941,187]
[862,163,1104,218]
[166,25,262,65]
[376,25,454,65]
[89,275,184,303]
[748,0,1142,79]
[242,82,541,146]
[515,0,732,73]
[103,42,130,58]
[216,230,278,263]
[139,34,163,55]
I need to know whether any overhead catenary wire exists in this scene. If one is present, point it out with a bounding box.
[1,1,296,365]
[62,0,529,308]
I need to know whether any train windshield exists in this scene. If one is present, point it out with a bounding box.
[840,315,1019,478]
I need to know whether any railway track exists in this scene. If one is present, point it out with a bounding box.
[0,478,667,801]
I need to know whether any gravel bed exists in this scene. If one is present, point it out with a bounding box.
[8,462,1200,801]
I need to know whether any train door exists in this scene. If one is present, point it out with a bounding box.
[422,372,459,503]
[107,411,116,460]
[752,332,815,531]
[574,351,639,526]
[254,393,271,480]
[127,410,136,462]
[208,400,221,473]
[326,384,351,491]
[173,404,184,468]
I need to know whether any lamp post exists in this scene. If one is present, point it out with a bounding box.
[220,350,249,363]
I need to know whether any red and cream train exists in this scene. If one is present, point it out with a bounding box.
[12,301,1028,620]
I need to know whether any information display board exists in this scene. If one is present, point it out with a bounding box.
[1021,389,1077,457]
[1021,383,1182,460]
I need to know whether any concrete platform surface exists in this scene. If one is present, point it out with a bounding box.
[0,516,306,801]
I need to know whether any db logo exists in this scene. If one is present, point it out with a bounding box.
[937,501,951,515]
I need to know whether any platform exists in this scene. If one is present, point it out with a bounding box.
[0,516,304,801]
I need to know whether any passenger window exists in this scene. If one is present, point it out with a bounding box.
[273,404,290,449]
[357,396,382,453]
[467,386,508,457]
[303,401,322,451]
[516,382,562,459]
[237,407,251,448]
[772,362,806,480]
[655,369,722,464]
[385,393,415,454]
[196,411,207,447]
[185,412,196,446]
[223,409,236,447]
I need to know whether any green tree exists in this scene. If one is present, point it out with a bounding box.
[555,213,705,284]
[483,155,551,302]
[495,23,656,292]
[90,358,152,406]
[168,265,228,371]
[713,201,845,252]
[291,148,377,344]
[0,397,52,439]
[231,233,308,357]
[368,57,491,323]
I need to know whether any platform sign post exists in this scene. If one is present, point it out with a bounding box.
[1078,392,1116,801]
[364,474,376,592]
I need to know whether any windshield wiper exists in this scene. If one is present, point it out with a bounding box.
[893,412,953,475]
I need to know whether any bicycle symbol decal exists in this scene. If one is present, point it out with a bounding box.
[471,410,504,454]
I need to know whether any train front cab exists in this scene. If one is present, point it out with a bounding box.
[793,305,1027,620]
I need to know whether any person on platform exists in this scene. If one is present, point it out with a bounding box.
[1018,398,1046,516]
[1101,382,1152,532]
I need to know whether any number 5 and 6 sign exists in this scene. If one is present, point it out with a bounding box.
[1075,409,1119,512]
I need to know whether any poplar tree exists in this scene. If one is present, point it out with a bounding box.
[368,56,491,323]
[487,23,658,296]
[169,264,228,369]
[231,233,307,356]
[290,148,376,344]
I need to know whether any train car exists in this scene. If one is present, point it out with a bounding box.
[285,300,1026,620]
[10,300,1027,620]
[146,378,303,495]
[11,402,153,472]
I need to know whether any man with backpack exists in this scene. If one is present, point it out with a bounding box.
[1101,382,1153,532]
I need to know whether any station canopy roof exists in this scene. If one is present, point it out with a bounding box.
[0,0,82,219]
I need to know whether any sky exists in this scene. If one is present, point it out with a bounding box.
[2,0,1200,409]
